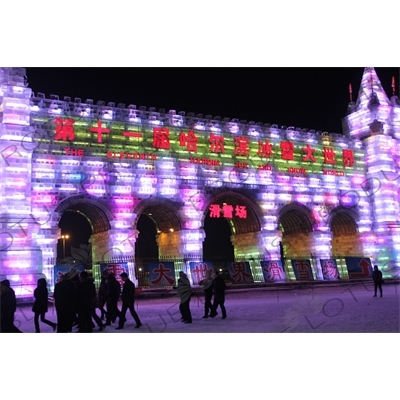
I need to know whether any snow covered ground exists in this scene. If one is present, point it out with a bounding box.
[12,282,399,333]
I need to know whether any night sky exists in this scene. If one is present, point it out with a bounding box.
[30,68,398,259]
[26,67,399,134]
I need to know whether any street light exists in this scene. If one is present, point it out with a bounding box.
[61,234,69,259]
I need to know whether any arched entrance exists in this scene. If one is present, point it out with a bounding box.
[203,213,234,262]
[202,189,264,281]
[57,210,92,260]
[329,206,362,278]
[278,202,315,280]
[55,194,112,266]
[133,199,183,286]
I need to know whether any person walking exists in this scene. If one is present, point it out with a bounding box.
[115,272,142,330]
[54,270,78,333]
[0,279,22,333]
[199,269,214,318]
[210,270,227,319]
[98,274,108,321]
[173,271,193,323]
[372,265,383,297]
[103,271,121,326]
[32,278,57,333]
[76,271,98,333]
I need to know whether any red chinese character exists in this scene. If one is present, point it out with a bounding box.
[322,260,338,279]
[90,120,111,143]
[105,264,127,286]
[257,140,273,158]
[280,141,295,160]
[294,260,312,279]
[123,130,142,138]
[209,204,221,218]
[264,261,284,281]
[179,130,198,152]
[323,147,336,164]
[222,204,233,218]
[234,137,249,157]
[235,205,247,219]
[231,262,253,283]
[150,263,175,285]
[191,263,208,283]
[343,149,354,167]
[302,144,316,162]
[153,127,170,150]
[54,117,75,141]
[209,133,225,153]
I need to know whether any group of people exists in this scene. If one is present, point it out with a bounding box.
[173,269,227,323]
[0,269,142,333]
[1,264,385,332]
[52,269,142,333]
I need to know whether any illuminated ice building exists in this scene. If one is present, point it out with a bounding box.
[1,67,400,297]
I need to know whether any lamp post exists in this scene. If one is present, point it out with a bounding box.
[61,234,69,259]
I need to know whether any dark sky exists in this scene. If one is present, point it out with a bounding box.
[26,67,399,134]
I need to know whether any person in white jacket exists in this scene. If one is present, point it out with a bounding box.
[173,271,193,323]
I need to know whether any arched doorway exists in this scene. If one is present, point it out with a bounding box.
[203,213,234,262]
[330,207,361,278]
[133,199,183,286]
[278,202,315,279]
[57,210,92,260]
[203,189,264,281]
[135,214,158,259]
[55,195,112,266]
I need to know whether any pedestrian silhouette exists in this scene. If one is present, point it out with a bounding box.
[210,270,227,319]
[54,270,78,332]
[199,269,214,318]
[98,275,108,321]
[103,271,121,326]
[0,279,22,333]
[372,265,383,297]
[76,271,98,333]
[32,278,57,333]
[115,272,142,330]
[173,271,193,323]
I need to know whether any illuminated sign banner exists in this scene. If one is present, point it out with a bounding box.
[320,259,340,280]
[227,262,254,284]
[148,262,175,287]
[100,262,129,286]
[209,204,247,219]
[291,259,314,281]
[33,116,359,176]
[189,262,214,285]
[54,265,85,284]
[345,257,373,279]
[260,260,286,282]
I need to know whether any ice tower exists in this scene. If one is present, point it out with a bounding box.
[0,67,46,295]
[343,67,400,274]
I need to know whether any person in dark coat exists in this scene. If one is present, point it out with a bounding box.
[115,272,142,329]
[76,271,97,333]
[104,271,121,326]
[372,265,383,297]
[210,270,227,319]
[199,269,214,318]
[32,278,57,333]
[0,279,22,333]
[53,270,78,333]
[98,275,108,321]
[173,271,193,323]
